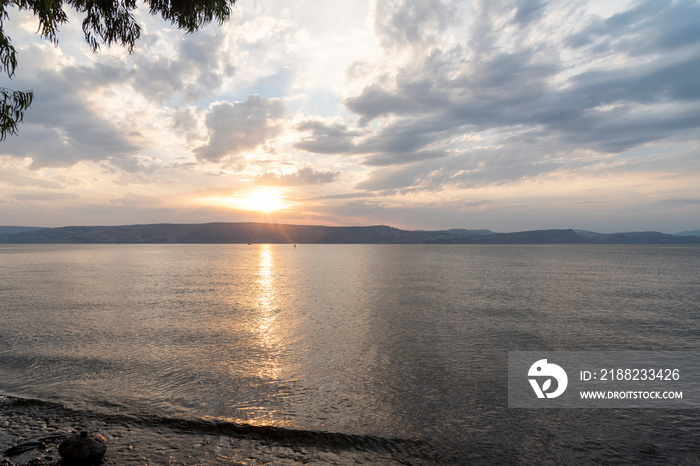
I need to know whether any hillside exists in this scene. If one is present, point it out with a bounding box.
[0,226,45,235]
[1,223,699,244]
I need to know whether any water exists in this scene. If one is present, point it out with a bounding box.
[1,244,700,464]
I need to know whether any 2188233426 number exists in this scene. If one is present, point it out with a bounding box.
[600,368,680,381]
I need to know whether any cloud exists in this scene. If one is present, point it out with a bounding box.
[194,95,287,163]
[372,0,458,49]
[344,79,452,126]
[566,0,700,55]
[255,166,339,186]
[354,163,430,193]
[353,142,610,194]
[511,0,548,26]
[171,106,207,145]
[131,28,233,102]
[0,67,144,169]
[10,192,81,201]
[362,149,449,166]
[0,36,150,169]
[0,158,67,188]
[0,19,236,172]
[297,0,700,189]
[295,117,452,165]
[109,192,160,207]
[313,192,377,200]
[345,46,559,129]
[294,120,362,154]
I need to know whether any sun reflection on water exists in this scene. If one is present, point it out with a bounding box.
[255,244,281,381]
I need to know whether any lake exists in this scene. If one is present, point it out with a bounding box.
[1,244,699,464]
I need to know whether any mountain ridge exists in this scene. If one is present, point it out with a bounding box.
[1,223,699,244]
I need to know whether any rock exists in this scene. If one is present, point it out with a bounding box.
[58,432,107,463]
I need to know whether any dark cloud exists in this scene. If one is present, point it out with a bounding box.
[0,65,143,169]
[295,117,452,166]
[354,139,613,195]
[344,79,451,126]
[255,166,339,186]
[362,149,449,166]
[131,28,231,102]
[359,119,452,155]
[130,56,191,102]
[107,155,161,174]
[566,0,700,55]
[373,0,458,49]
[194,95,286,162]
[354,163,432,193]
[432,146,579,189]
[294,120,362,154]
[296,0,700,195]
[512,0,548,26]
[564,52,700,107]
[547,105,700,153]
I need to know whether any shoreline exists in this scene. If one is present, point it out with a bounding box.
[1,395,246,465]
[1,396,432,465]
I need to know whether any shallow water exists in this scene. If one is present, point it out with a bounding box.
[1,244,700,464]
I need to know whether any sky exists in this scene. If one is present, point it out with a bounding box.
[1,0,699,233]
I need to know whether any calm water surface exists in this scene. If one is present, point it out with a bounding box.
[1,244,700,464]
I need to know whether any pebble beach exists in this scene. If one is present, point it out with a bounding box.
[1,396,426,465]
[1,395,248,465]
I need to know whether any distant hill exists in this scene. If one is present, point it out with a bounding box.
[419,228,494,236]
[0,226,45,234]
[590,231,697,244]
[1,223,699,244]
[575,230,700,244]
[0,223,425,244]
[675,230,700,237]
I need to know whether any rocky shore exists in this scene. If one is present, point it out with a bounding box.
[1,396,419,465]
[0,395,254,465]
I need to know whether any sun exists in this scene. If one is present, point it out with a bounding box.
[237,189,287,213]
[204,188,290,213]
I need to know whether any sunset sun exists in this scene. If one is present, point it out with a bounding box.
[237,189,287,213]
